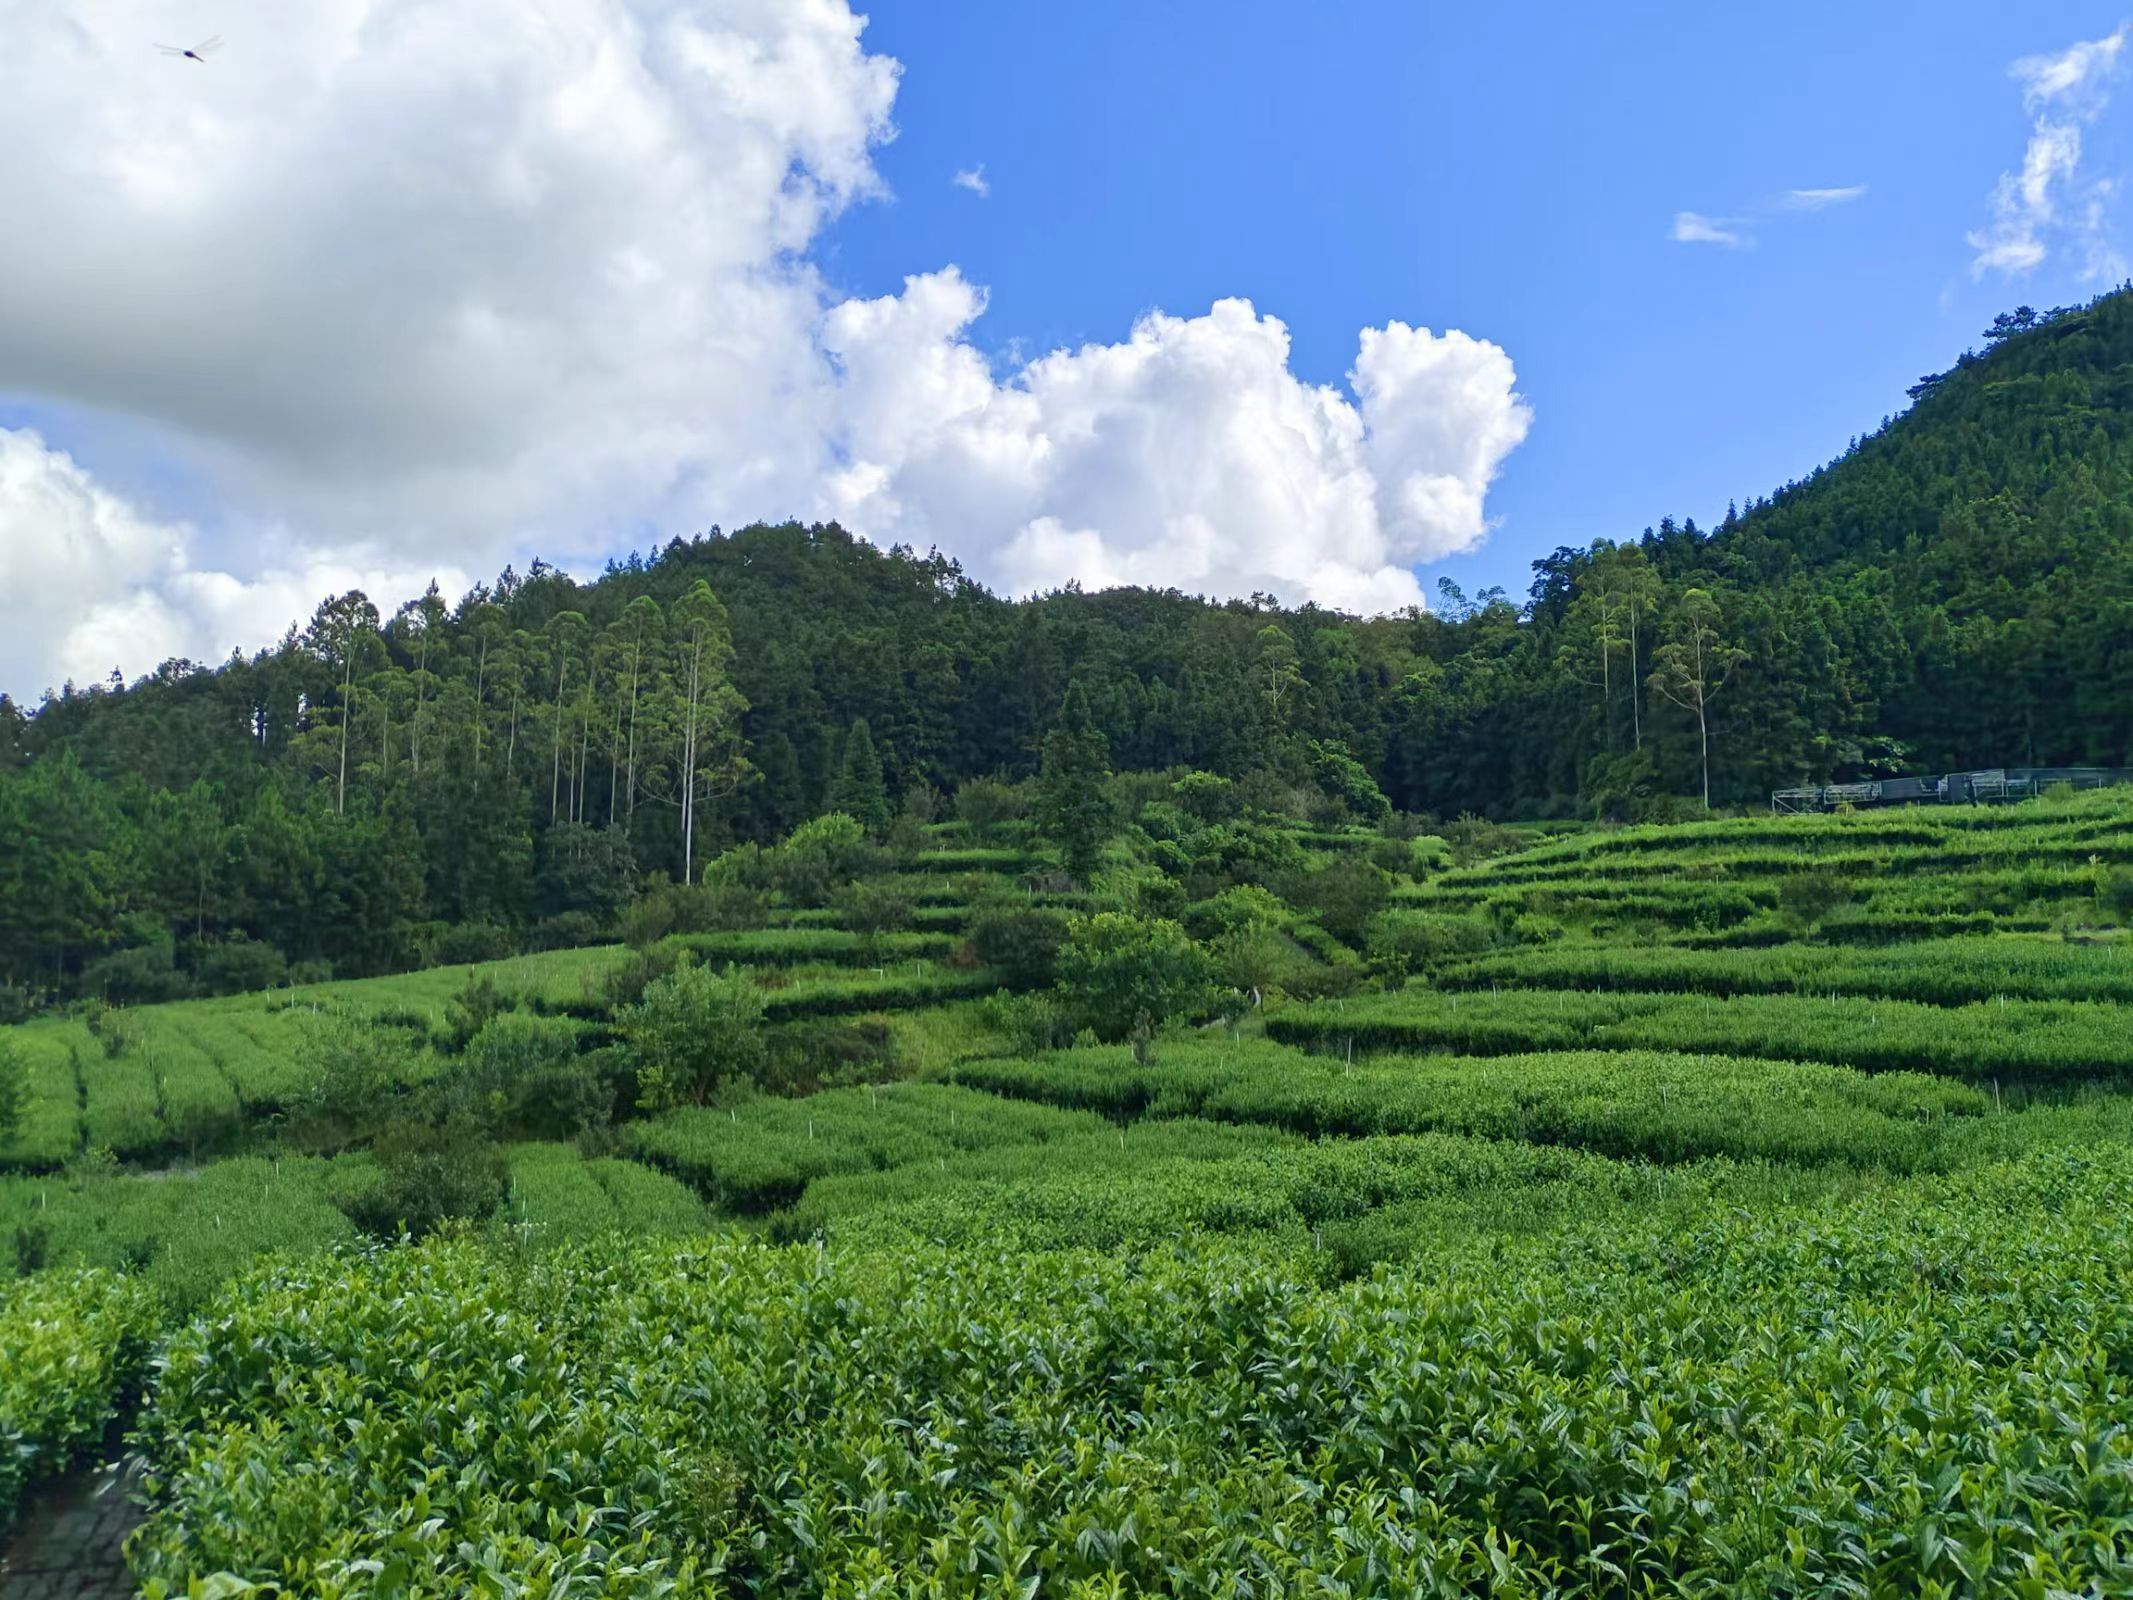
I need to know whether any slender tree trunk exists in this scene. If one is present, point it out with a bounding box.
[682,630,702,884]
[411,632,429,777]
[472,638,487,769]
[336,654,351,815]
[1698,698,1710,809]
[551,658,568,825]
[576,699,591,825]
[1694,630,1710,808]
[1629,600,1642,752]
[625,643,643,821]
[608,697,623,824]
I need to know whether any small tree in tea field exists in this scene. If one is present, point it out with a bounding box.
[616,954,766,1112]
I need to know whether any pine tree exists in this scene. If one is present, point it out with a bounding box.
[829,717,890,834]
[300,591,380,815]
[750,731,806,838]
[1037,682,1113,879]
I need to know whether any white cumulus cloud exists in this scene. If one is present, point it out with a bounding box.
[1971,24,2128,277]
[0,0,899,544]
[816,274,1530,611]
[952,165,989,196]
[0,0,1533,696]
[0,427,462,697]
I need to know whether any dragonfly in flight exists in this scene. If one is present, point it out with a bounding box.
[155,35,223,63]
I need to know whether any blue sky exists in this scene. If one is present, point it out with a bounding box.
[826,0,2133,601]
[1,1,2128,695]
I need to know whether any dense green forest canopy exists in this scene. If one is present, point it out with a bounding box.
[7,288,2133,992]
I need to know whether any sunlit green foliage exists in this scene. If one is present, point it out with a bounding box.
[129,1150,2133,1595]
[614,955,767,1112]
[1053,912,1216,1044]
[0,1268,160,1524]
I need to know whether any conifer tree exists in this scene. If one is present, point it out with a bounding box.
[829,717,890,835]
[1038,682,1113,879]
[300,591,380,815]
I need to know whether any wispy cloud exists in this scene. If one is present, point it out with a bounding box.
[1784,184,1868,210]
[1672,210,1747,247]
[1970,25,2128,278]
[2082,178,2130,281]
[952,164,989,197]
[2014,26,2127,110]
[1672,184,1867,247]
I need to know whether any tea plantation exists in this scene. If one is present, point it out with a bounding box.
[10,798,2133,1594]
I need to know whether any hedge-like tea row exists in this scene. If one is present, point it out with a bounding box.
[129,1148,2133,1596]
[668,929,958,967]
[1437,794,2133,883]
[0,1156,363,1311]
[1443,837,2133,891]
[162,1010,314,1115]
[500,1143,709,1242]
[1403,868,2101,938]
[768,905,971,932]
[957,1039,1987,1170]
[801,1126,1816,1258]
[0,1268,160,1526]
[1440,933,2133,1007]
[1398,878,1775,927]
[626,1081,1109,1212]
[909,847,1038,871]
[779,1117,1296,1242]
[757,968,1003,1022]
[0,1027,83,1172]
[277,945,634,1013]
[1268,984,2133,1082]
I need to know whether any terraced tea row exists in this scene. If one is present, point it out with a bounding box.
[0,1142,709,1310]
[1433,796,2133,884]
[627,1081,1109,1212]
[499,1143,710,1241]
[1397,800,2133,940]
[956,1038,1988,1170]
[1439,933,2133,1005]
[0,953,1014,1172]
[1404,869,2105,934]
[1268,985,2133,1082]
[798,1122,1798,1256]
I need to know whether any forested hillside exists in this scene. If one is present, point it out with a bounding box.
[7,289,2132,994]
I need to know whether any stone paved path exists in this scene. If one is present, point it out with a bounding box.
[0,1460,141,1600]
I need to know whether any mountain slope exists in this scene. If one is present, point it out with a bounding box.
[6,290,2133,990]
